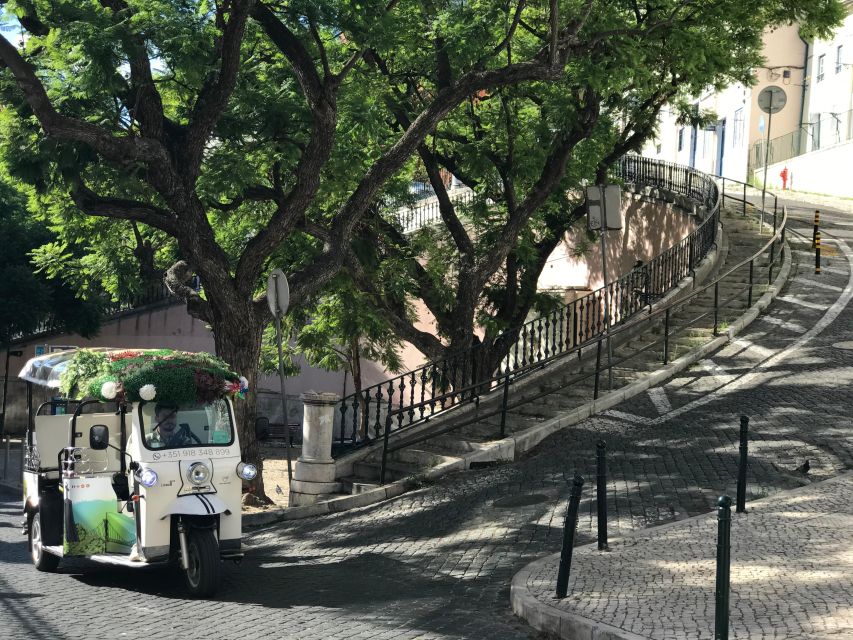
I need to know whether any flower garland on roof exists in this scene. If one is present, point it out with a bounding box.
[59,349,247,405]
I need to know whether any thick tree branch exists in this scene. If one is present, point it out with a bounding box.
[0,35,170,168]
[287,60,564,306]
[252,2,325,110]
[98,0,168,140]
[184,0,255,177]
[474,91,599,284]
[208,184,277,211]
[344,251,446,360]
[418,145,474,258]
[70,182,178,234]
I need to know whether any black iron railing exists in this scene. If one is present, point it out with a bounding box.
[395,190,474,233]
[337,156,722,453]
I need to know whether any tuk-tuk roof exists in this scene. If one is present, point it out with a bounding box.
[19,348,246,405]
[18,348,139,389]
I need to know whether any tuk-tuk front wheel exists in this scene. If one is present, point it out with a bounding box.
[28,511,60,572]
[183,528,221,598]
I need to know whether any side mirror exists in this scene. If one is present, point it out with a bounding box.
[255,417,270,441]
[89,424,110,450]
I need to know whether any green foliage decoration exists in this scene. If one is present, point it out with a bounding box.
[60,349,243,406]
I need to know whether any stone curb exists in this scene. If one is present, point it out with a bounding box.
[510,470,852,640]
[244,239,791,527]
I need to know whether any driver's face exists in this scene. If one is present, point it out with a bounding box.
[156,411,178,440]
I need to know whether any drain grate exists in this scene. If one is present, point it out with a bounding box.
[492,494,549,508]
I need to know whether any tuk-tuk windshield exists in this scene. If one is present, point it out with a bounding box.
[141,400,234,449]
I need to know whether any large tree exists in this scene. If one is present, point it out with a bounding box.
[0,0,841,498]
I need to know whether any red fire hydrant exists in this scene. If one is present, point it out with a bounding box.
[780,166,789,190]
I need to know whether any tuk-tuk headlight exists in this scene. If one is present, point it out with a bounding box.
[138,468,158,488]
[187,462,211,486]
[237,462,257,481]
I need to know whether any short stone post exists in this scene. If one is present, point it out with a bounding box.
[289,392,342,507]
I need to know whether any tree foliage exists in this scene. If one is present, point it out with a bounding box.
[0,176,101,345]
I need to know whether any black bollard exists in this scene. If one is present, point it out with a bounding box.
[555,475,585,598]
[736,416,749,513]
[714,495,733,640]
[596,441,609,551]
[815,230,822,275]
[812,210,820,248]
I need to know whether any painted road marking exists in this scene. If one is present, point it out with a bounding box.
[776,296,828,311]
[647,387,672,416]
[794,277,843,292]
[757,315,808,333]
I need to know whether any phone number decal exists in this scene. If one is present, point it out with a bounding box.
[151,448,232,460]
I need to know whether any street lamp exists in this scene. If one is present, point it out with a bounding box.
[1,347,24,438]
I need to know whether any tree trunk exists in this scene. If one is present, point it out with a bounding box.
[210,306,269,501]
[349,337,368,441]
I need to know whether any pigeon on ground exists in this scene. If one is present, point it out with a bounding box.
[795,460,810,475]
[275,484,283,495]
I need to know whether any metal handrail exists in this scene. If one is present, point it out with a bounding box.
[337,156,723,457]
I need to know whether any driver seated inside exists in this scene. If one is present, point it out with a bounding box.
[147,403,193,448]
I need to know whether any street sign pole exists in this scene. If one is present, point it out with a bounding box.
[267,270,292,483]
[598,186,613,391]
[588,186,622,392]
[760,105,773,232]
[757,86,787,233]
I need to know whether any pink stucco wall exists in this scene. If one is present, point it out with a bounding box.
[537,191,697,300]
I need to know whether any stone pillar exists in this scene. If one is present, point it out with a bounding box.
[289,392,341,506]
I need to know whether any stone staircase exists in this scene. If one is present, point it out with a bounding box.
[333,205,776,494]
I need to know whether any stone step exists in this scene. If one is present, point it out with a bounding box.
[385,447,460,468]
[338,476,382,495]
[352,459,419,482]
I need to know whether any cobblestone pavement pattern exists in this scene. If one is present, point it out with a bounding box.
[1,195,851,639]
[521,474,853,639]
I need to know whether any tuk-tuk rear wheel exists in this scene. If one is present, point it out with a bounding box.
[29,511,59,573]
[183,528,221,598]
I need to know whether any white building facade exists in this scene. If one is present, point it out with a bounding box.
[644,10,853,196]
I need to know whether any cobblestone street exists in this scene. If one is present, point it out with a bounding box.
[1,197,852,639]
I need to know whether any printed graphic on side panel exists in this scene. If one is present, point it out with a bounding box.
[62,476,136,556]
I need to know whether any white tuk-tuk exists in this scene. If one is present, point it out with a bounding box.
[18,348,257,597]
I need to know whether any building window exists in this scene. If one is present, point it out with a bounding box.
[677,127,684,151]
[733,108,744,146]
[817,54,825,82]
[837,45,844,74]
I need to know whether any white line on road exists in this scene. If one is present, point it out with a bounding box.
[601,409,652,425]
[776,295,828,311]
[756,315,808,333]
[647,387,672,415]
[700,359,731,376]
[794,277,843,292]
[730,338,776,359]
